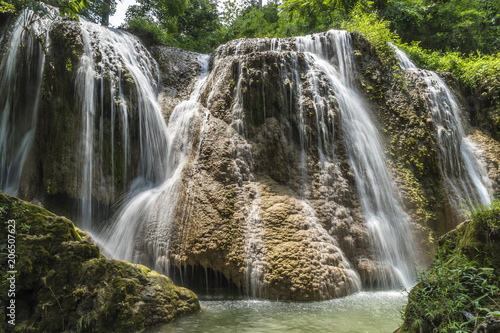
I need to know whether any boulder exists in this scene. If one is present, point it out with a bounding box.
[0,193,200,333]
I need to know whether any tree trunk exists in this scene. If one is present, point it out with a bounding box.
[102,0,111,26]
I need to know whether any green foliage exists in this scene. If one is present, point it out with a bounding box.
[0,0,89,19]
[174,0,223,53]
[380,0,500,54]
[124,0,185,34]
[124,0,224,52]
[79,0,117,25]
[278,0,500,55]
[341,5,400,63]
[126,17,171,46]
[403,253,498,332]
[228,0,280,39]
[401,199,500,332]
[466,199,500,229]
[280,0,348,33]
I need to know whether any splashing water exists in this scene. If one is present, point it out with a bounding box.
[99,53,210,272]
[392,45,491,209]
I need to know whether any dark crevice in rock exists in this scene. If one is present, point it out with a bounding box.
[167,265,242,298]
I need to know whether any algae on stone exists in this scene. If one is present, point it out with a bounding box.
[0,193,200,333]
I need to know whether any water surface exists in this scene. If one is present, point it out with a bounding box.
[147,291,406,333]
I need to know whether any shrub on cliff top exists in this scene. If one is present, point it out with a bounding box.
[341,5,400,64]
[400,43,500,112]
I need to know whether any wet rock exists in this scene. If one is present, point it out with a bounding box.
[151,46,201,120]
[162,32,421,299]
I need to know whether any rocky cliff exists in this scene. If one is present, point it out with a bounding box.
[1,15,499,301]
[153,33,498,299]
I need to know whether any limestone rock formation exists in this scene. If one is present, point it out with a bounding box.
[0,193,200,333]
[160,33,444,298]
[1,14,499,302]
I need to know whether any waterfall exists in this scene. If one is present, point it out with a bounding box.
[99,54,210,272]
[393,46,491,209]
[75,21,171,228]
[0,9,56,196]
[7,12,494,298]
[207,37,364,297]
[295,31,417,289]
[284,36,363,294]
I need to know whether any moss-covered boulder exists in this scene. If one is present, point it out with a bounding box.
[399,200,500,333]
[0,193,200,333]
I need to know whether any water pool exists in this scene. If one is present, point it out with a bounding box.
[147,291,407,333]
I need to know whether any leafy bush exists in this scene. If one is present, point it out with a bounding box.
[466,199,500,228]
[125,17,171,47]
[0,0,88,19]
[402,253,499,332]
[341,5,400,63]
[401,199,500,333]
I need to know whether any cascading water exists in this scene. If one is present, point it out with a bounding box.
[6,11,492,301]
[278,37,363,294]
[75,21,171,228]
[215,46,268,297]
[99,54,210,273]
[393,46,491,209]
[295,31,417,289]
[0,9,56,196]
[206,36,365,298]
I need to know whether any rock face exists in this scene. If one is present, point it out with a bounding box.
[1,14,499,302]
[0,193,200,333]
[160,33,464,299]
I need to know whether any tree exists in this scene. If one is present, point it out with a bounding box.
[124,0,226,52]
[125,0,186,33]
[80,0,117,25]
[380,0,500,54]
[176,0,222,52]
[228,0,280,38]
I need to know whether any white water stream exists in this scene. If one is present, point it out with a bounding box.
[99,53,210,272]
[393,46,491,209]
[76,21,173,228]
[294,31,417,289]
[0,9,56,196]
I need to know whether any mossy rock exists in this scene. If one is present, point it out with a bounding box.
[0,193,200,332]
